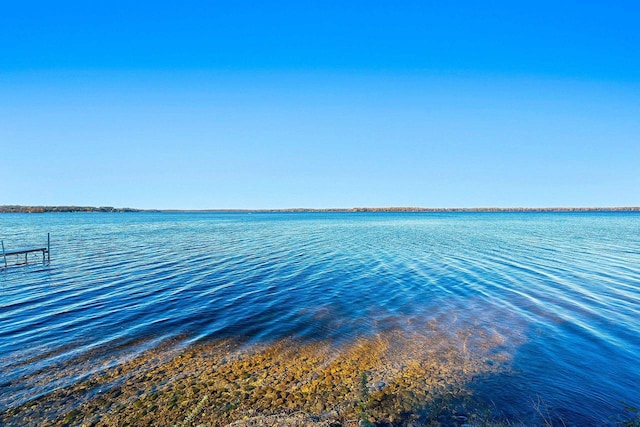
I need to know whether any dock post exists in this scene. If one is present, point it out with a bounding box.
[47,233,51,263]
[1,240,6,268]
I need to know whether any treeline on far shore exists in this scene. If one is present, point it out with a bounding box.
[2,205,639,214]
[206,207,640,213]
[0,205,145,213]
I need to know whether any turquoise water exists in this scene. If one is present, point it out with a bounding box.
[1,212,639,424]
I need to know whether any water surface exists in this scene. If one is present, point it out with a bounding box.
[1,212,639,424]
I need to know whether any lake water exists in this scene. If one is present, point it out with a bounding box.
[1,212,639,425]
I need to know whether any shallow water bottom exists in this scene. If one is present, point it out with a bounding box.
[2,320,555,427]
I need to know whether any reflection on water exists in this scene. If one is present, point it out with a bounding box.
[1,212,639,425]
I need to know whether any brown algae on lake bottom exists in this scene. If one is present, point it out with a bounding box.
[1,321,515,426]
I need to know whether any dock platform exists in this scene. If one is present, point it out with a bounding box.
[2,233,50,268]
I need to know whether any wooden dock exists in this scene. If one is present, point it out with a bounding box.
[1,233,50,268]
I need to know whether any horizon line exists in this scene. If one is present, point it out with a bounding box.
[2,205,640,213]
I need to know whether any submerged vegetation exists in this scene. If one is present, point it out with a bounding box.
[2,324,517,426]
[1,322,637,426]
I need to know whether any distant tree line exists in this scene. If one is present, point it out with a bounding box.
[180,207,640,213]
[0,205,143,213]
[1,205,638,214]
[252,207,640,213]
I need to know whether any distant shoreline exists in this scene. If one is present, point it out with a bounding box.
[2,205,639,213]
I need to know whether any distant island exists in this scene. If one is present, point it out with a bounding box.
[2,205,639,213]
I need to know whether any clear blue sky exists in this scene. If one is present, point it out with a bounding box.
[1,1,639,209]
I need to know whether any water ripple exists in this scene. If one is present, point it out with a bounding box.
[1,212,639,423]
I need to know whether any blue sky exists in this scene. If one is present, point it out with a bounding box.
[1,1,639,209]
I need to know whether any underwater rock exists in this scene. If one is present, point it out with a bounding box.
[1,325,512,426]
